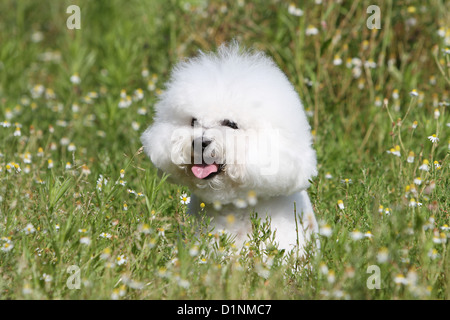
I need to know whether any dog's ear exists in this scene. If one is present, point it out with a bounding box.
[234,127,317,197]
[140,122,172,170]
[278,136,317,193]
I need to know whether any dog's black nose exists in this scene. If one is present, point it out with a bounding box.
[192,138,212,151]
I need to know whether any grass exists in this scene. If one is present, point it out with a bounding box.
[0,0,449,300]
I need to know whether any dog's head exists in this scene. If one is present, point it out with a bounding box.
[141,43,317,205]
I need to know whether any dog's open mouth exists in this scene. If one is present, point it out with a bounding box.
[191,163,224,179]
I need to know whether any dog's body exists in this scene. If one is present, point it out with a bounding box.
[141,43,319,255]
[189,190,318,251]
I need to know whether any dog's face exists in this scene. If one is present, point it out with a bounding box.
[141,44,317,205]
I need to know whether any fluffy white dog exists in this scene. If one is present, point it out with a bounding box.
[141,43,319,255]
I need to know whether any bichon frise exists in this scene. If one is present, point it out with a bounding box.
[141,43,319,255]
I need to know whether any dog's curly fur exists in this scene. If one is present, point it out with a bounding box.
[141,43,319,254]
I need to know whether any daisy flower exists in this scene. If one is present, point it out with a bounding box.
[118,96,132,109]
[394,274,407,285]
[319,224,333,237]
[288,3,303,16]
[133,88,144,101]
[333,55,342,66]
[116,255,127,266]
[325,172,333,179]
[178,278,190,289]
[409,89,419,97]
[157,227,165,237]
[428,134,439,143]
[80,237,91,245]
[374,96,382,107]
[407,151,415,163]
[100,248,111,260]
[418,160,429,171]
[413,177,422,185]
[138,224,151,235]
[45,88,55,99]
[67,143,76,152]
[409,198,422,207]
[233,198,247,209]
[337,200,345,210]
[137,107,147,115]
[131,121,140,131]
[434,109,440,119]
[319,262,328,275]
[147,80,156,91]
[226,214,236,225]
[1,242,14,252]
[141,68,149,78]
[14,127,21,137]
[22,283,32,295]
[433,232,447,244]
[364,231,373,239]
[81,165,91,175]
[189,245,199,257]
[350,230,364,241]
[392,89,399,100]
[41,273,53,282]
[31,84,44,98]
[23,152,32,164]
[213,200,222,211]
[70,73,81,84]
[60,137,70,146]
[1,120,11,128]
[327,270,336,284]
[387,145,401,157]
[341,178,352,185]
[247,190,257,206]
[428,248,439,260]
[13,163,21,173]
[377,247,389,263]
[37,147,44,157]
[433,161,441,170]
[305,25,319,36]
[364,59,377,69]
[180,193,191,205]
[111,285,126,300]
[99,232,112,239]
[24,223,36,234]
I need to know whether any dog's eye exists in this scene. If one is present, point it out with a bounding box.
[191,118,197,127]
[222,119,238,129]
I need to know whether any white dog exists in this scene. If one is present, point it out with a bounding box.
[141,43,319,255]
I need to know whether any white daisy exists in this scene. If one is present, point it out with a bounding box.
[180,193,191,205]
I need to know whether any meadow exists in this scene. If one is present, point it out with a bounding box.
[0,0,448,300]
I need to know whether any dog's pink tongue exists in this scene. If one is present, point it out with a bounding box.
[192,164,219,179]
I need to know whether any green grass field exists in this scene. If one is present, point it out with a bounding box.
[0,0,449,300]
